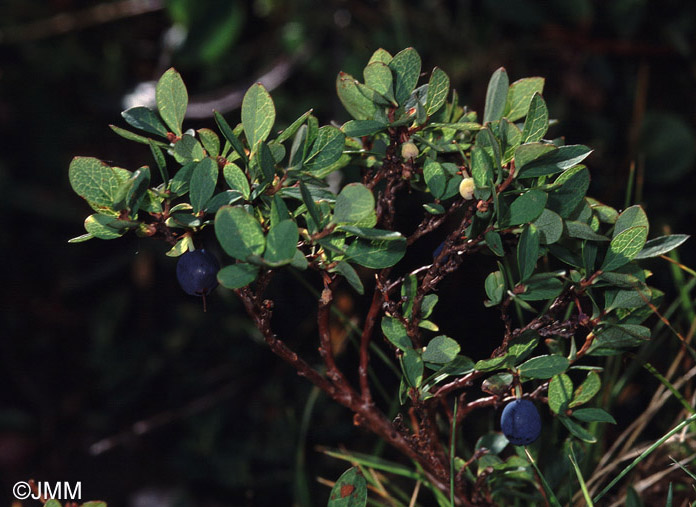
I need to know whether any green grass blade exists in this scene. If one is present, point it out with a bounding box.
[568,447,593,507]
[641,361,695,414]
[524,447,562,507]
[593,413,696,503]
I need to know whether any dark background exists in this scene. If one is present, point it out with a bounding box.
[1,1,694,505]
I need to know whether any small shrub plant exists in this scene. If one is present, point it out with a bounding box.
[68,48,690,505]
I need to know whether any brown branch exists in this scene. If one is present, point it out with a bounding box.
[359,288,382,403]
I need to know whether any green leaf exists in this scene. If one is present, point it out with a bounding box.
[483,67,509,124]
[257,141,276,182]
[304,126,345,173]
[570,371,601,408]
[363,61,395,103]
[388,47,421,106]
[518,276,564,301]
[548,374,573,414]
[401,348,424,388]
[299,181,322,233]
[481,373,514,395]
[601,226,648,272]
[334,183,375,225]
[381,317,411,351]
[423,335,461,364]
[242,83,276,150]
[345,238,406,269]
[341,120,386,137]
[520,93,548,143]
[84,213,128,239]
[484,270,506,306]
[471,145,494,200]
[513,142,556,169]
[559,416,597,443]
[504,77,545,122]
[148,140,168,184]
[502,189,547,226]
[173,134,205,164]
[109,124,167,146]
[264,220,298,266]
[331,261,364,295]
[518,354,569,379]
[420,294,438,319]
[276,109,311,144]
[589,324,650,355]
[474,355,509,373]
[217,263,259,289]
[169,162,195,196]
[485,231,504,256]
[223,162,250,200]
[423,159,446,199]
[189,157,218,213]
[572,408,616,424]
[517,224,540,282]
[517,145,593,178]
[565,221,609,242]
[215,206,265,260]
[113,166,150,213]
[69,157,129,210]
[614,205,649,238]
[635,234,689,259]
[533,209,563,244]
[507,331,540,364]
[214,111,248,164]
[122,106,169,137]
[204,190,243,213]
[338,226,403,241]
[547,166,590,218]
[156,68,188,136]
[197,128,220,157]
[327,467,368,507]
[425,67,450,116]
[336,72,378,120]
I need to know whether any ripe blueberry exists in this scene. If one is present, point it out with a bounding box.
[500,399,541,446]
[176,249,220,296]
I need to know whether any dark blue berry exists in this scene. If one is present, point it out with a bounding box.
[176,249,220,296]
[500,399,541,446]
[433,241,449,262]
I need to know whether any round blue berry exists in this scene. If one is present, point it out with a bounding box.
[500,399,541,446]
[176,249,220,296]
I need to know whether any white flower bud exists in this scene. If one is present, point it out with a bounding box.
[459,177,475,200]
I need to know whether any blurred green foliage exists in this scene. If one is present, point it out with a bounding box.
[0,0,694,505]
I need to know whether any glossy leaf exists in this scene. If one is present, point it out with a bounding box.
[84,213,127,239]
[156,68,188,136]
[425,67,450,116]
[401,348,424,388]
[223,162,250,200]
[173,134,205,164]
[334,183,375,224]
[69,157,129,209]
[113,166,150,213]
[503,189,547,226]
[483,67,509,124]
[471,145,494,199]
[264,220,298,266]
[589,324,650,355]
[613,205,649,238]
[388,47,421,105]
[217,263,259,289]
[423,335,460,364]
[517,224,539,282]
[381,317,411,351]
[332,261,364,295]
[484,270,505,306]
[572,408,616,424]
[570,371,601,408]
[565,221,609,242]
[122,106,168,137]
[189,157,218,213]
[215,206,265,260]
[363,61,394,103]
[533,209,563,244]
[338,226,402,241]
[342,120,386,137]
[517,145,593,178]
[214,110,248,164]
[423,159,446,199]
[635,234,689,259]
[520,93,548,143]
[197,128,220,157]
[559,416,596,443]
[548,374,573,414]
[504,77,545,122]
[304,126,345,173]
[336,72,377,120]
[547,166,590,218]
[485,231,505,256]
[601,226,648,272]
[518,354,569,379]
[345,238,406,269]
[242,83,276,151]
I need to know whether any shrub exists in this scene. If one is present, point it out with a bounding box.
[68,48,689,505]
